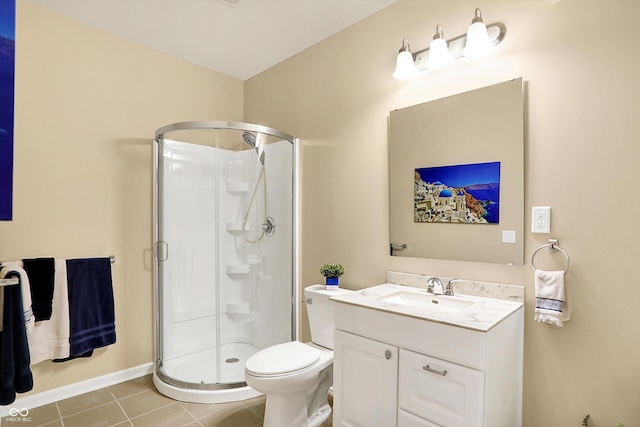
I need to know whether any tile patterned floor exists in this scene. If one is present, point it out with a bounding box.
[2,375,333,427]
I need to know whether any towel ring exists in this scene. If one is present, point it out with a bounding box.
[531,239,570,273]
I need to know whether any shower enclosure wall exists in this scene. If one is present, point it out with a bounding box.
[152,122,298,403]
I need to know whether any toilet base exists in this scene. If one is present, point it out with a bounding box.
[263,394,331,427]
[307,402,332,427]
[261,364,333,427]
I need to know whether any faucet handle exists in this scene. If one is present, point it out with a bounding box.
[445,278,462,296]
[420,274,433,292]
[427,281,435,293]
[425,277,444,295]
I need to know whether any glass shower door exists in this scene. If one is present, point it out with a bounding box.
[158,137,221,386]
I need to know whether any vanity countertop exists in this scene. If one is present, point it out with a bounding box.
[330,283,523,332]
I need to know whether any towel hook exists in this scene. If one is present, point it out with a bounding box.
[531,239,571,273]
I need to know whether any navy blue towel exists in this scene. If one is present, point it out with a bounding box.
[22,257,56,321]
[65,258,116,357]
[0,273,34,405]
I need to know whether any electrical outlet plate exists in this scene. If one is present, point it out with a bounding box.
[531,206,551,233]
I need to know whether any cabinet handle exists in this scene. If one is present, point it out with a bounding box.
[385,350,392,360]
[423,364,448,376]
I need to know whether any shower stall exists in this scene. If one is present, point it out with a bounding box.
[152,121,298,403]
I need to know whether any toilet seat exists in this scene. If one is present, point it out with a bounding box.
[246,341,321,377]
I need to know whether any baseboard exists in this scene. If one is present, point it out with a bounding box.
[0,362,154,416]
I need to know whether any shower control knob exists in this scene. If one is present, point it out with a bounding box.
[263,217,276,236]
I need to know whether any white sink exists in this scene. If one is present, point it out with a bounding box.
[330,283,525,331]
[379,291,476,313]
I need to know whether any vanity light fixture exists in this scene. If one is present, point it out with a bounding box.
[392,39,419,80]
[392,8,506,80]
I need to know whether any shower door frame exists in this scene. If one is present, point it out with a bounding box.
[152,121,299,391]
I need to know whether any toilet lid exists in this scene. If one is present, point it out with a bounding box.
[246,341,321,375]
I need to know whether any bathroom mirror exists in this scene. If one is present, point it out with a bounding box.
[389,78,524,264]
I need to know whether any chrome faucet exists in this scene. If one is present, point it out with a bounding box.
[426,277,445,295]
[426,277,457,296]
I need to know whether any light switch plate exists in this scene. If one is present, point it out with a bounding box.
[502,230,516,243]
[531,206,551,233]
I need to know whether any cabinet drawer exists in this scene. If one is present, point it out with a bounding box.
[399,349,484,427]
[398,409,442,427]
[335,302,486,369]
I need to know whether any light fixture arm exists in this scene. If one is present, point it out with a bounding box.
[471,8,484,24]
[398,38,413,55]
[432,25,444,40]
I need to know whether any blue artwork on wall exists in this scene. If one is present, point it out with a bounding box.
[414,161,501,224]
[0,0,15,220]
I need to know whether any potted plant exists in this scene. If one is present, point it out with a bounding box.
[320,263,345,290]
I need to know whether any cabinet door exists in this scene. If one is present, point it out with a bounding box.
[334,330,398,427]
[399,349,484,427]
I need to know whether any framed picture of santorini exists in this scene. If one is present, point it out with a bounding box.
[0,0,15,220]
[414,161,501,224]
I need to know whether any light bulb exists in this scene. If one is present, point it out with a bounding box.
[462,8,494,57]
[393,39,419,80]
[426,25,452,69]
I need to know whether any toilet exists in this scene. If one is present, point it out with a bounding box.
[244,284,352,427]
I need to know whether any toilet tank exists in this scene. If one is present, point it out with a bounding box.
[304,284,352,350]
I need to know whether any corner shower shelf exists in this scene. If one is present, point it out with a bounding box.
[227,312,255,324]
[226,264,251,275]
[226,181,250,194]
[226,302,254,324]
[226,302,251,314]
[226,222,250,233]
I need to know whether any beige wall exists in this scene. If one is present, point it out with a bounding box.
[0,2,243,393]
[3,0,639,425]
[245,0,640,426]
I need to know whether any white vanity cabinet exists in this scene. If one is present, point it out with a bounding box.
[332,290,524,427]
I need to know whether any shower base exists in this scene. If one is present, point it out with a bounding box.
[153,342,262,403]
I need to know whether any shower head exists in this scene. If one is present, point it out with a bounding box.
[242,132,257,147]
[242,132,265,165]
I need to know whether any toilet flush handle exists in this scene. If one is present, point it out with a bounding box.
[303,298,312,305]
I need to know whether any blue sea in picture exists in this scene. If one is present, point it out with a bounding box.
[466,187,500,223]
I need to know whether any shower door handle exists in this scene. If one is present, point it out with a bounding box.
[154,241,169,262]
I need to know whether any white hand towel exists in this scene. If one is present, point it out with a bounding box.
[0,265,35,334]
[534,269,569,327]
[27,259,70,364]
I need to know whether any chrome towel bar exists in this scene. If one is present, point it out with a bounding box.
[0,277,19,287]
[0,255,116,286]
